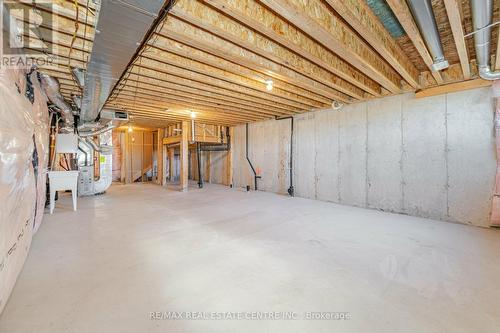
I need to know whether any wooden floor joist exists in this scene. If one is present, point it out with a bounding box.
[415,79,491,98]
[111,91,273,119]
[22,0,496,127]
[112,70,302,113]
[116,85,290,118]
[443,0,471,79]
[258,0,403,93]
[115,104,252,125]
[324,0,420,88]
[114,91,283,120]
[168,3,365,100]
[114,77,296,116]
[114,102,256,123]
[139,49,330,107]
[114,98,270,124]
[149,36,333,104]
[126,63,314,110]
[127,111,237,126]
[158,25,354,103]
[200,0,381,97]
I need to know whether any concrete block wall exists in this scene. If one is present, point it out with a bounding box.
[232,87,496,227]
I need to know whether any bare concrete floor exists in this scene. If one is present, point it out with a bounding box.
[1,183,500,332]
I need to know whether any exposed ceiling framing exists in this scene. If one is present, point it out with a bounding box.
[23,0,500,127]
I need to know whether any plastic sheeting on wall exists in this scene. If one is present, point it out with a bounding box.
[0,68,49,314]
[30,71,50,232]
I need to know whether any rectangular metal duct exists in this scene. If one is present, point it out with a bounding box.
[80,0,166,123]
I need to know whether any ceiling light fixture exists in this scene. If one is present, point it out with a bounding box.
[190,111,196,119]
[265,79,273,91]
[128,124,133,132]
[332,100,344,110]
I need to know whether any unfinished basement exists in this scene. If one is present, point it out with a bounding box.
[1,0,500,332]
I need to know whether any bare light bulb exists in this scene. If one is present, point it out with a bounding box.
[265,79,273,91]
[128,125,133,132]
[190,111,196,119]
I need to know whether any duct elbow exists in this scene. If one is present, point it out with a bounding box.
[78,124,116,137]
[431,59,449,72]
[479,66,500,81]
[39,73,74,132]
[81,137,113,155]
[471,0,499,80]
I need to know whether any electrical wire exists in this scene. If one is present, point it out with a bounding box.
[29,2,49,57]
[67,0,80,68]
[82,0,91,67]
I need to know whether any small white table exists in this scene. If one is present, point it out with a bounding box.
[48,171,79,214]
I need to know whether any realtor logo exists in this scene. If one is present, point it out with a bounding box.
[1,0,55,69]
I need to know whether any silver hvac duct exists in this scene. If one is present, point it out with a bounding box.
[79,123,116,137]
[71,67,85,88]
[84,137,113,155]
[471,0,500,80]
[79,0,166,123]
[407,0,449,71]
[72,94,82,109]
[78,135,113,154]
[78,122,102,132]
[39,73,74,132]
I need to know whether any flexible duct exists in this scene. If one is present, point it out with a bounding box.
[471,0,500,80]
[39,73,74,132]
[407,0,449,71]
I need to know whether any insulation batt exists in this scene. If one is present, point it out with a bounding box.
[30,71,50,232]
[0,68,49,314]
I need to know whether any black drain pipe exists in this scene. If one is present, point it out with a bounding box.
[197,128,231,188]
[197,142,203,188]
[199,131,231,151]
[276,116,294,196]
[246,123,261,190]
